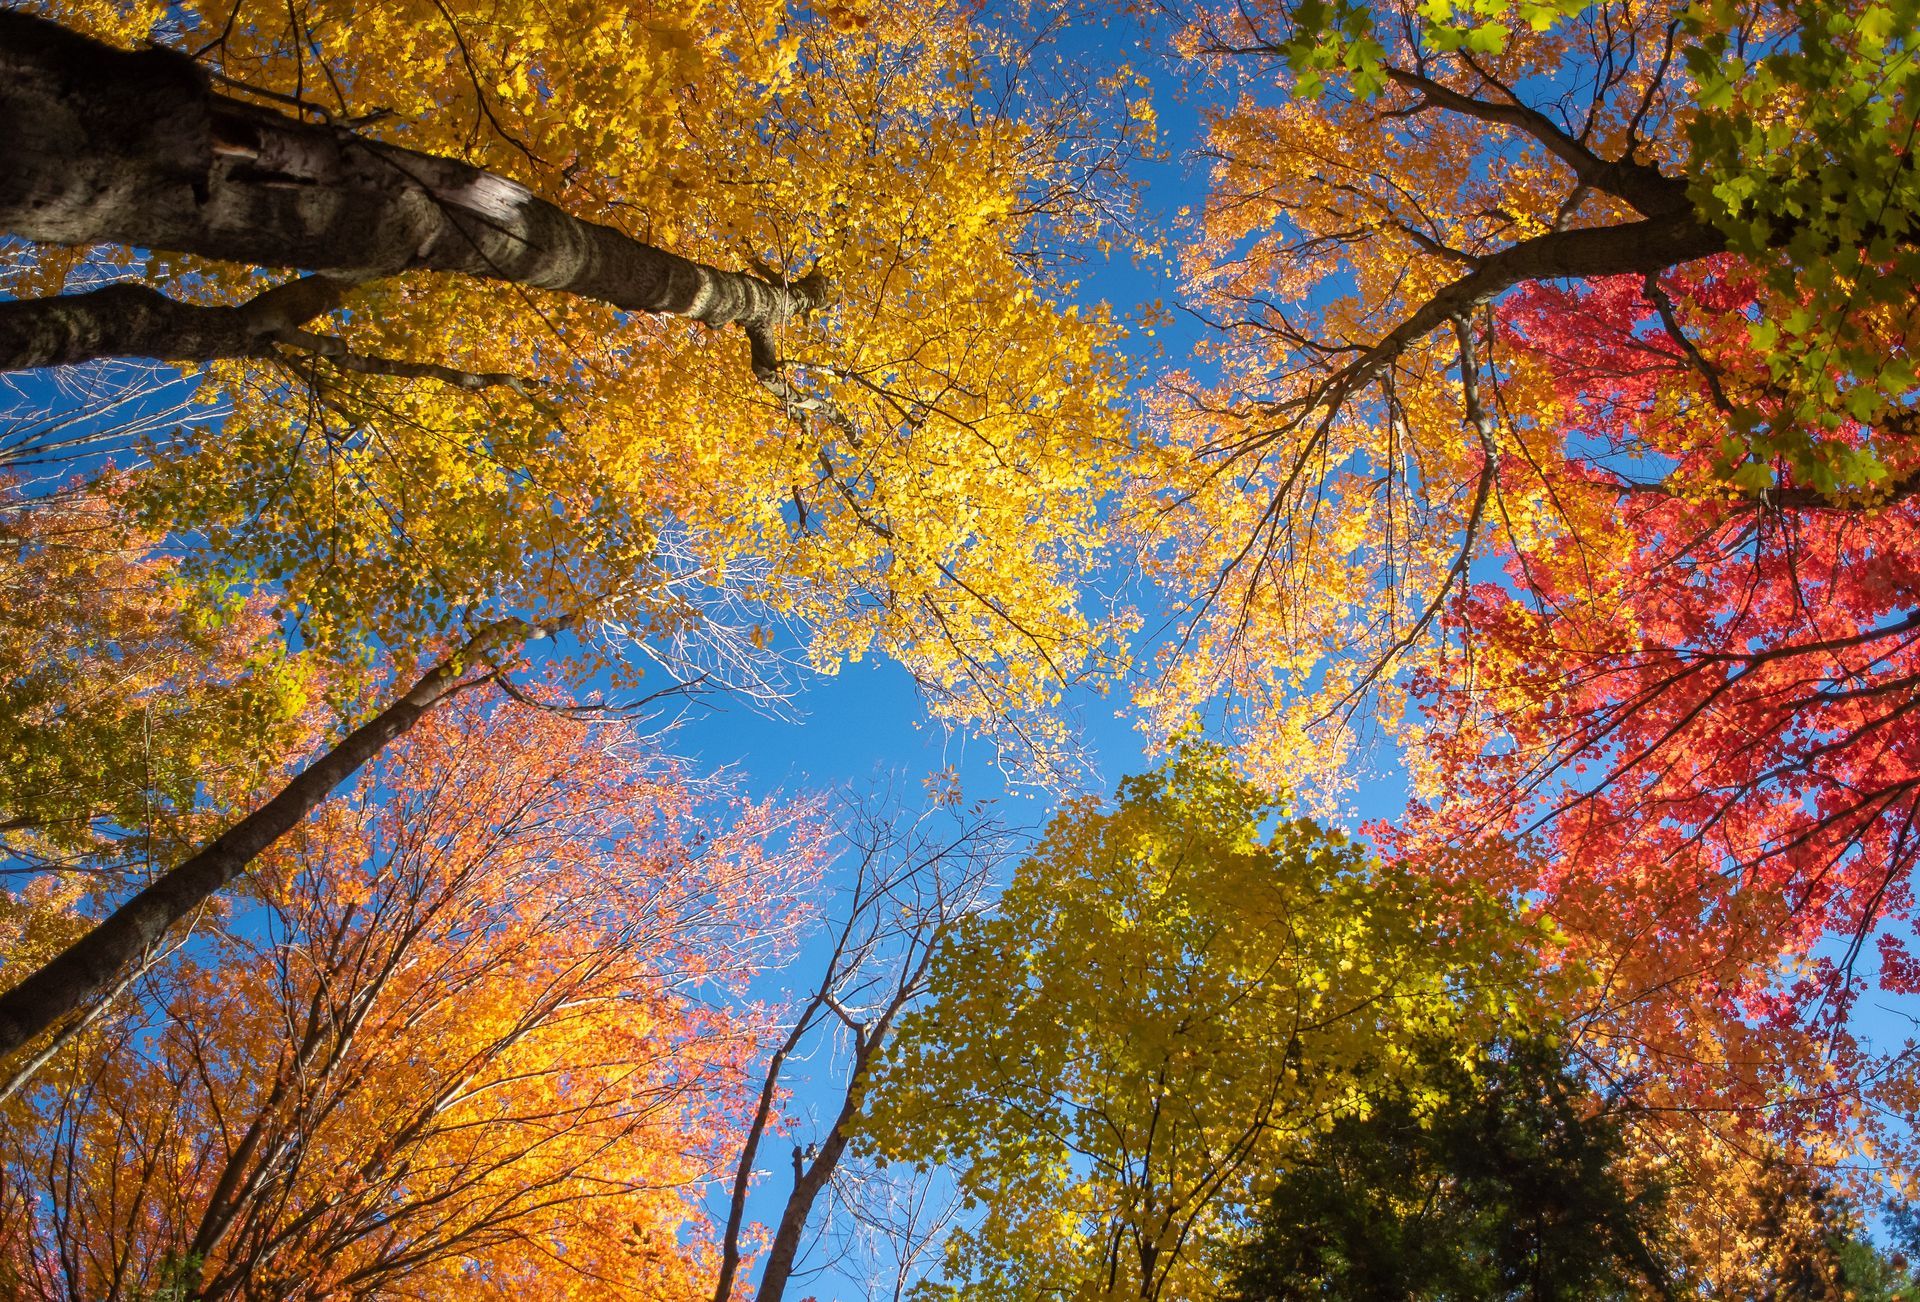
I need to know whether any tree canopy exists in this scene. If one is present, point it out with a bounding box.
[1,0,1143,745]
[859,747,1548,1300]
[0,693,821,1299]
[1223,1034,1671,1301]
[3,0,1920,1293]
[1134,0,1920,1191]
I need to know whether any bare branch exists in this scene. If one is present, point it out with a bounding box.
[715,784,1011,1302]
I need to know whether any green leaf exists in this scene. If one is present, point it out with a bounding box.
[1465,20,1510,52]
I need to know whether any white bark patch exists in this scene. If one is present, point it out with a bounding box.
[429,172,532,223]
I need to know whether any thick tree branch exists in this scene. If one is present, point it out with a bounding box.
[0,276,354,371]
[1245,211,1727,452]
[0,932,175,1103]
[1382,66,1692,218]
[1642,271,1735,414]
[0,11,827,376]
[0,618,535,1065]
[0,277,538,389]
[1353,214,1725,382]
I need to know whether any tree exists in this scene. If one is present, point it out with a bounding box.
[1146,0,1919,768]
[1132,0,1920,1160]
[0,692,822,1300]
[1374,268,1920,1186]
[1223,1034,1672,1301]
[0,478,322,1092]
[0,0,1143,1060]
[0,615,538,1064]
[1659,1152,1920,1300]
[713,779,1007,1302]
[857,746,1546,1301]
[0,2,1140,721]
[0,477,314,876]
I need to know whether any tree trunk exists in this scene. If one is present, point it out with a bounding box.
[713,1003,821,1302]
[0,10,825,374]
[756,1123,854,1302]
[755,1013,904,1302]
[0,621,527,1066]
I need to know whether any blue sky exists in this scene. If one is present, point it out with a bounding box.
[661,16,1441,1292]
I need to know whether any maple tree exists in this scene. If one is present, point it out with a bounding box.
[0,0,1146,1059]
[858,746,1547,1301]
[7,0,1920,1286]
[1648,1147,1920,1299]
[0,691,818,1300]
[1147,0,1919,768]
[0,479,323,1092]
[1228,1060,1920,1301]
[0,478,313,877]
[1131,0,1920,1190]
[0,614,542,1063]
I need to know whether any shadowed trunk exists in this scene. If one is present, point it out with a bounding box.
[0,621,528,1067]
[0,277,353,370]
[753,994,915,1302]
[0,10,825,374]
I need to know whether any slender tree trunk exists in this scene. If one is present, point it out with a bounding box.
[756,1106,857,1302]
[0,621,527,1065]
[755,1007,909,1302]
[713,1000,825,1302]
[0,10,825,375]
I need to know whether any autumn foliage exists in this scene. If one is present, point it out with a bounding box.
[4,0,1920,1290]
[0,478,314,873]
[0,695,820,1299]
[6,0,1145,756]
[861,747,1549,1300]
[1139,0,1920,1223]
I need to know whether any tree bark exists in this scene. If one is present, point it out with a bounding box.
[0,620,527,1066]
[1327,214,1728,402]
[0,10,825,375]
[1379,67,1695,220]
[755,1081,860,1302]
[0,276,352,371]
